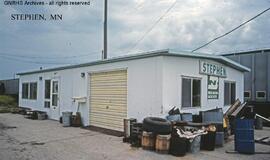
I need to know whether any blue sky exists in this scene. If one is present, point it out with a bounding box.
[0,0,270,79]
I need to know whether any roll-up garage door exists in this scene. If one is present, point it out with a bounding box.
[89,70,127,131]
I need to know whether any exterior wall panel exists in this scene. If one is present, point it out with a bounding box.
[225,50,269,102]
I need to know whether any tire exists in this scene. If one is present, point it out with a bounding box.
[143,117,172,134]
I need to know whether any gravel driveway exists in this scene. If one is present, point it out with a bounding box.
[0,113,269,160]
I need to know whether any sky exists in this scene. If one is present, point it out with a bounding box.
[0,0,270,79]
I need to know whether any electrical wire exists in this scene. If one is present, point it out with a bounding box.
[0,55,75,65]
[192,7,270,52]
[127,0,178,53]
[0,51,100,59]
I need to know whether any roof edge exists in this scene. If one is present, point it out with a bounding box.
[17,49,250,76]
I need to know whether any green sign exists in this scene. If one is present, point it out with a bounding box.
[200,61,227,77]
[208,76,219,99]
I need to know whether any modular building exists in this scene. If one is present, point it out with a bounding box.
[17,50,249,131]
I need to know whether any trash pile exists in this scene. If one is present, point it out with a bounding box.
[123,100,270,156]
[123,115,218,156]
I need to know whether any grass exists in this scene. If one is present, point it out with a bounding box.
[0,95,18,113]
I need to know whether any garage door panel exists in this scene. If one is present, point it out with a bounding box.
[91,101,126,107]
[91,91,127,96]
[91,76,127,82]
[91,72,126,77]
[91,104,127,110]
[91,109,127,115]
[91,113,126,122]
[92,122,123,131]
[91,83,127,88]
[90,70,127,131]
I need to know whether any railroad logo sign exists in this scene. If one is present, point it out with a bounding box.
[208,76,219,99]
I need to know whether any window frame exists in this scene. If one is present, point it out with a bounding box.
[181,76,202,108]
[44,80,51,108]
[22,83,29,99]
[29,82,37,100]
[244,91,251,99]
[256,91,266,100]
[224,81,236,106]
[21,82,37,100]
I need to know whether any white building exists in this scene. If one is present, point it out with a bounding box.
[18,50,250,131]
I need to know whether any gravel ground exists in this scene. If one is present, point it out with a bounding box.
[0,113,269,160]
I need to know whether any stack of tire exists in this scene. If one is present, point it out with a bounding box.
[143,117,172,134]
[142,117,172,153]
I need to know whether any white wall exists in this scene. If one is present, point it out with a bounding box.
[161,56,244,115]
[19,56,163,125]
[19,55,245,126]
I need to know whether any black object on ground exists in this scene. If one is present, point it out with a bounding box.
[24,111,38,120]
[143,117,172,134]
[200,131,216,151]
[169,128,188,156]
[130,123,143,147]
[71,112,82,127]
[59,116,63,123]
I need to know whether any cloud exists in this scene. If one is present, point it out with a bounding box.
[0,0,270,79]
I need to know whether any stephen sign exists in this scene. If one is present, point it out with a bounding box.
[199,61,227,77]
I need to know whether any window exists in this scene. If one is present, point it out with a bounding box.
[182,77,201,108]
[22,83,29,99]
[244,91,251,99]
[45,80,51,99]
[44,80,51,108]
[29,83,37,99]
[44,101,50,108]
[256,91,266,99]
[224,82,236,105]
[22,82,37,100]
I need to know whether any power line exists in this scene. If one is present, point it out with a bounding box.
[0,55,75,65]
[192,7,270,52]
[0,51,100,59]
[127,0,178,53]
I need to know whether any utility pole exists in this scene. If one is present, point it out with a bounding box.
[103,0,108,59]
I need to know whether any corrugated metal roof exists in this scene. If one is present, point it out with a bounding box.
[17,49,250,75]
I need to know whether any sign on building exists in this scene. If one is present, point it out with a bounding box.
[208,76,219,99]
[200,61,227,77]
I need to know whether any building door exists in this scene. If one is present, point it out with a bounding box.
[89,70,127,131]
[50,79,60,120]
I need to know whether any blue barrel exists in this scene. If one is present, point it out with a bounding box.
[235,119,255,154]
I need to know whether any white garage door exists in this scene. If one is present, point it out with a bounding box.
[89,70,127,131]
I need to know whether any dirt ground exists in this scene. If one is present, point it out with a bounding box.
[0,113,269,160]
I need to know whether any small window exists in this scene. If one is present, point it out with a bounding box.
[182,77,201,108]
[29,82,37,100]
[44,80,51,108]
[45,80,51,99]
[244,91,251,99]
[22,83,29,99]
[44,101,50,108]
[256,91,266,99]
[224,82,236,105]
